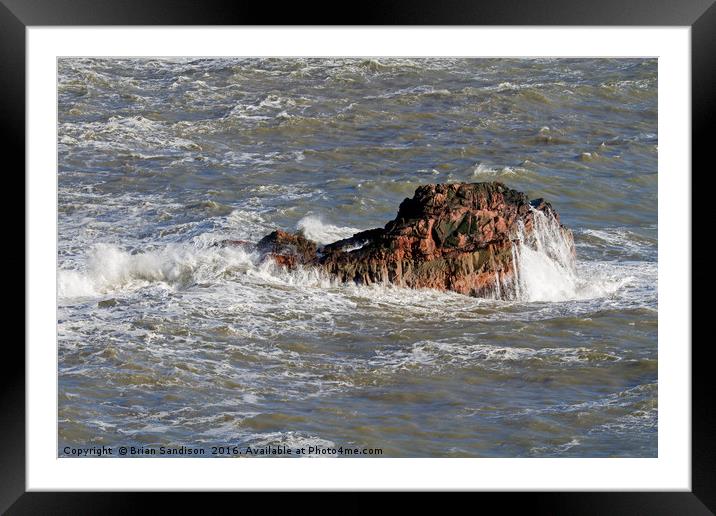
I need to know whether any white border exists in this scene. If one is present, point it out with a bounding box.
[27,27,691,490]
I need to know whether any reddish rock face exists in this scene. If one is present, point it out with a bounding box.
[256,230,319,270]
[251,182,573,298]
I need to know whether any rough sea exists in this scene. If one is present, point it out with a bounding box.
[58,58,657,457]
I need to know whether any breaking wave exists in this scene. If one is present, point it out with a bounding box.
[508,209,631,302]
[58,212,650,315]
[57,243,252,298]
[296,215,361,245]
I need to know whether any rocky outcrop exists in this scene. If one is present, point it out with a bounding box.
[228,182,574,298]
[256,230,318,269]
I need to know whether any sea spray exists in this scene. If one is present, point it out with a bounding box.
[57,242,259,298]
[57,239,342,300]
[296,215,360,245]
[511,208,580,302]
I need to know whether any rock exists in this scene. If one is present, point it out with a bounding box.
[256,229,318,269]
[252,182,573,298]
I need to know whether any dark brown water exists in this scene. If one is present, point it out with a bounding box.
[58,58,657,457]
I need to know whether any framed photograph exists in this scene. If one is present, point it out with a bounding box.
[7,0,711,511]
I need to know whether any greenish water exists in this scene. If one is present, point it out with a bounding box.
[58,58,657,457]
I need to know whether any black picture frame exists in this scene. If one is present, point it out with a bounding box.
[4,0,711,512]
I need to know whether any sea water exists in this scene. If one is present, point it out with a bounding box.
[58,58,657,457]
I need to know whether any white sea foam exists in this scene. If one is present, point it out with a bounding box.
[58,213,651,315]
[59,116,201,153]
[364,85,452,100]
[471,162,519,177]
[581,228,655,258]
[367,339,622,374]
[223,94,305,122]
[486,81,566,92]
[509,208,632,302]
[58,242,258,299]
[296,215,361,245]
[246,431,335,454]
[470,162,532,178]
[57,234,348,301]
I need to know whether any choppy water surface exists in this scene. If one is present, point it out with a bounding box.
[58,58,657,457]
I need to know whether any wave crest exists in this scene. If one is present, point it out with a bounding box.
[296,215,361,245]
